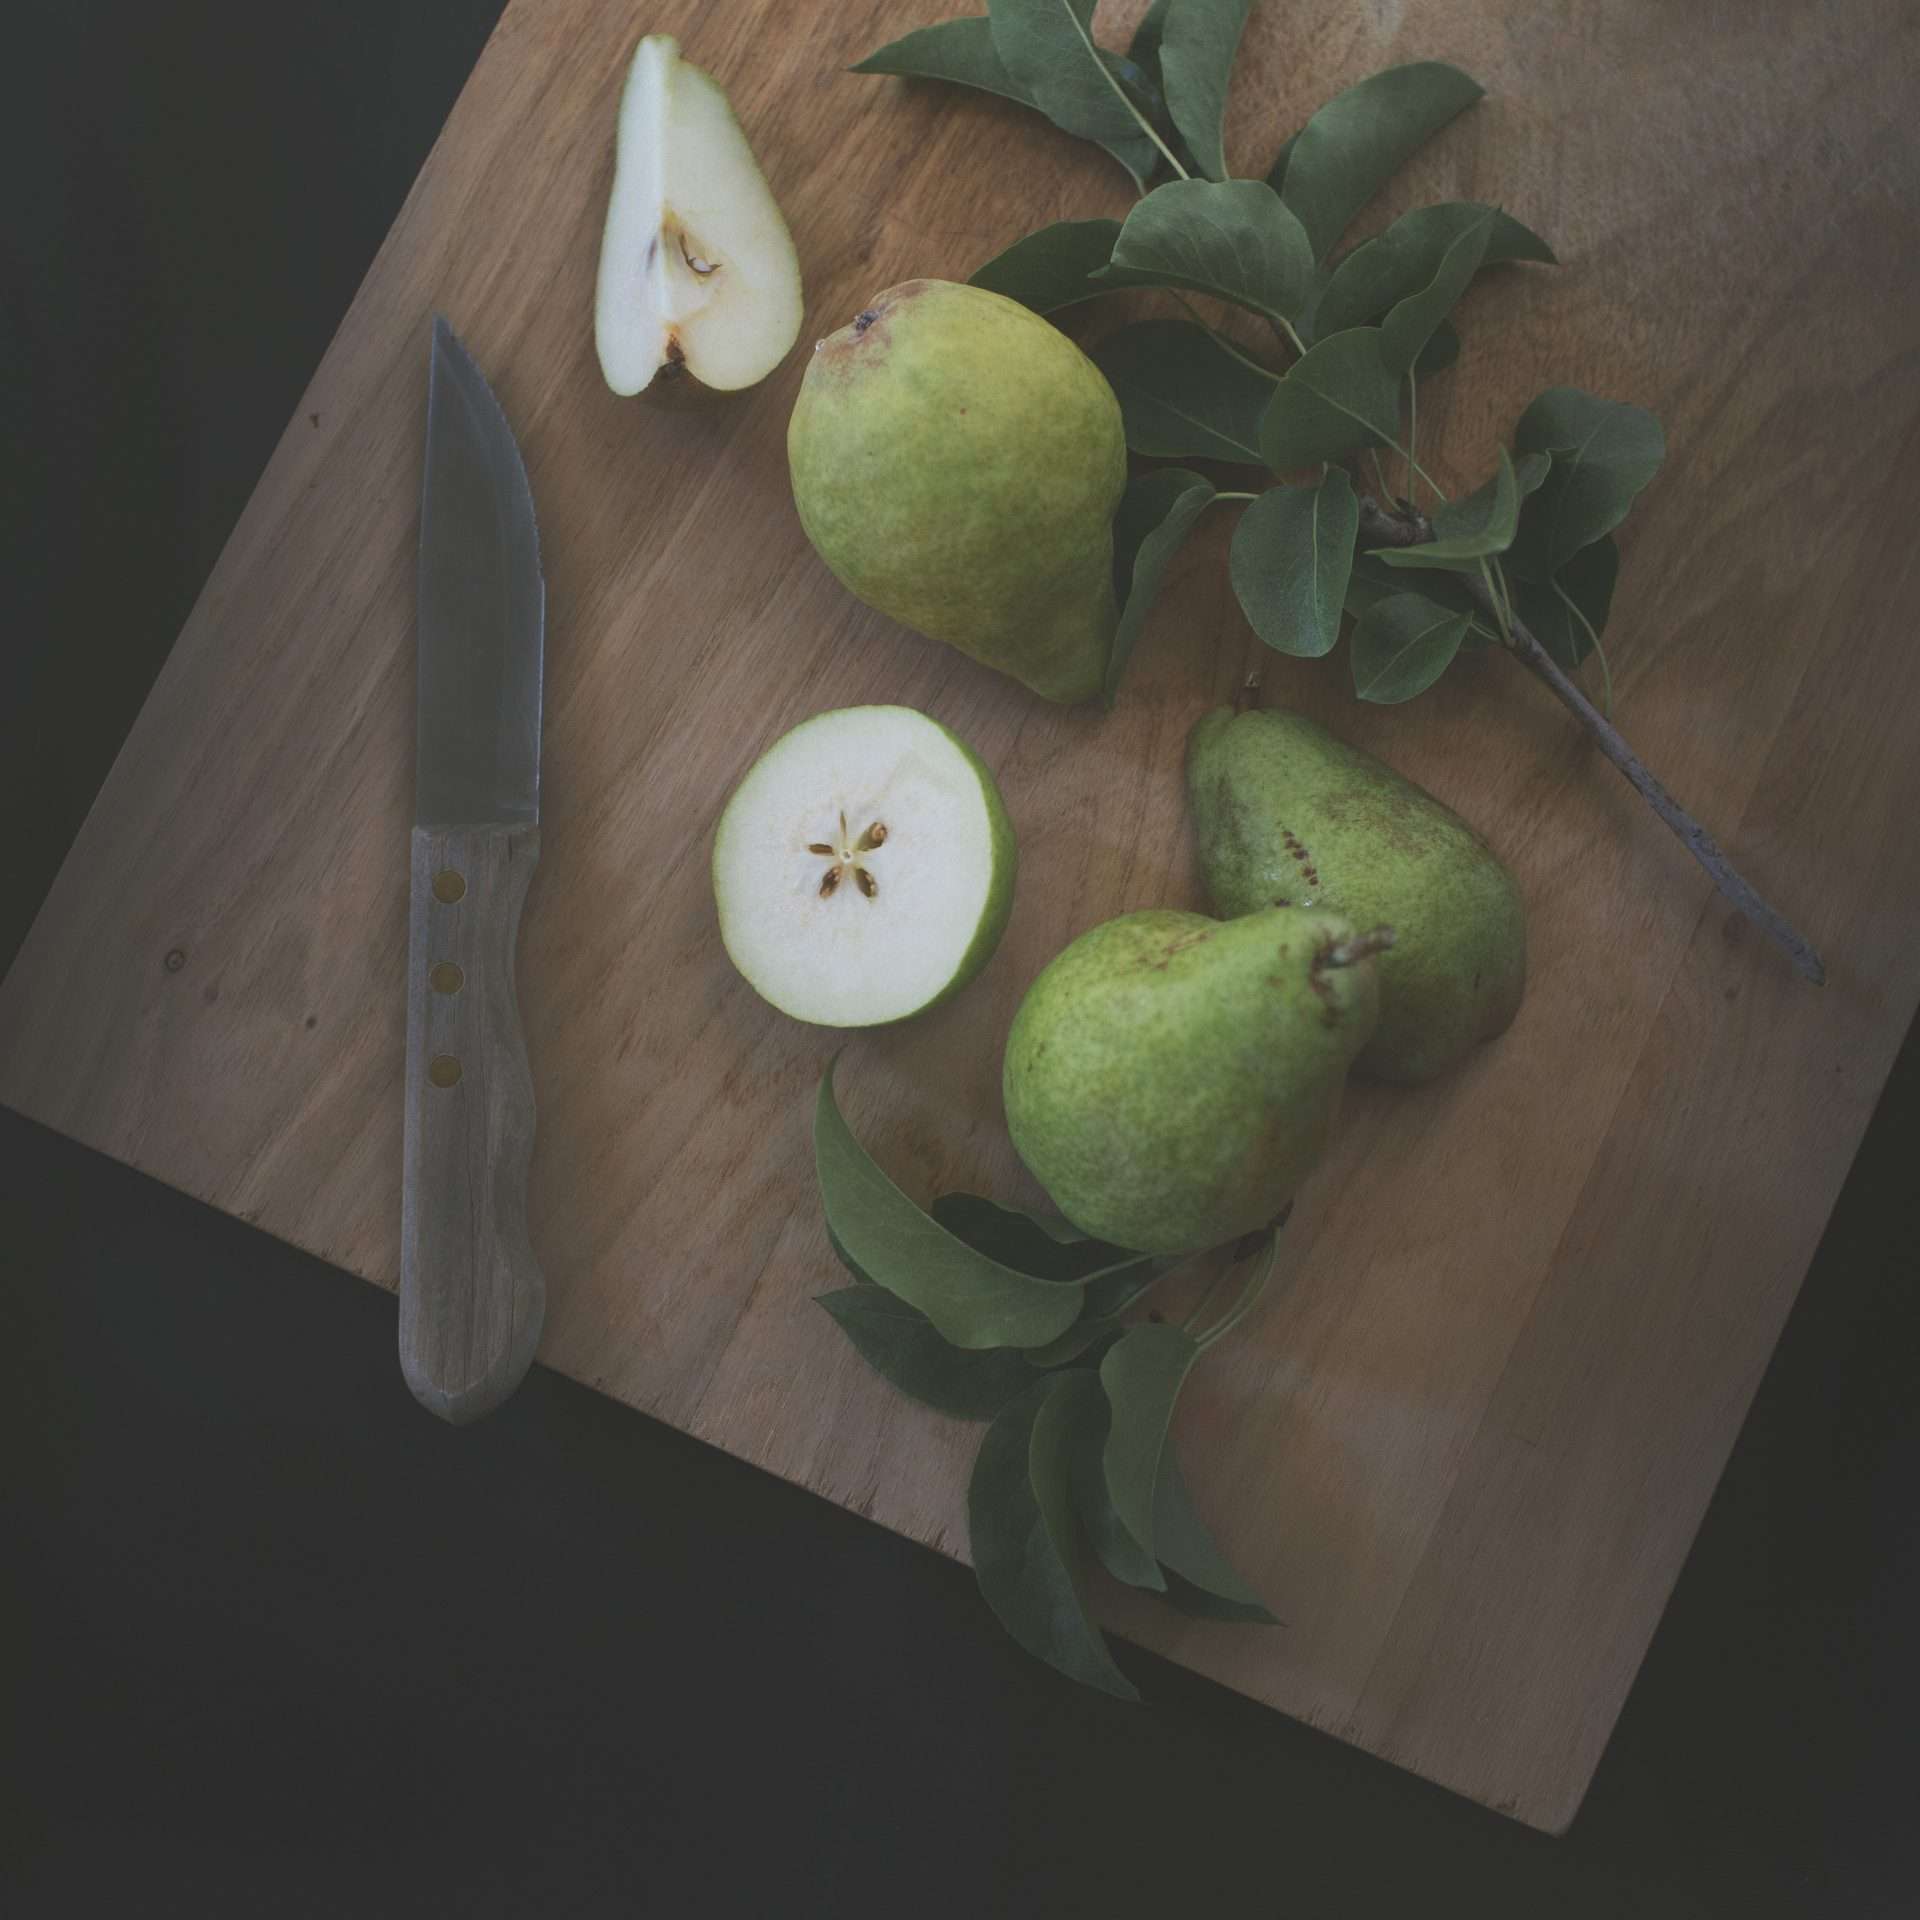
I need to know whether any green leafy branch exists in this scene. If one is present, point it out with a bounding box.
[816,1061,1280,1700]
[855,0,1824,983]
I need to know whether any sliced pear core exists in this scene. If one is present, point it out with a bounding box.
[595,35,803,398]
[711,708,1018,1028]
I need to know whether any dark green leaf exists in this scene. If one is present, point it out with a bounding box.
[1370,446,1522,570]
[827,1220,875,1283]
[1345,550,1499,643]
[1350,591,1470,702]
[1265,130,1296,192]
[970,1375,1140,1700]
[1377,208,1493,373]
[817,1288,1041,1420]
[1230,470,1358,658]
[931,1191,1120,1278]
[1059,1370,1166,1590]
[1093,318,1273,463]
[1258,327,1400,470]
[929,1195,1172,1336]
[1278,62,1486,260]
[1097,179,1316,324]
[1511,535,1619,669]
[1025,1258,1177,1367]
[1430,447,1550,538]
[814,1061,1083,1350]
[1508,388,1665,579]
[1154,1449,1278,1622]
[852,16,1037,102]
[1126,0,1173,87]
[855,16,1152,184]
[1100,1324,1203,1558]
[1312,202,1554,338]
[969,218,1124,312]
[1106,465,1216,698]
[1149,0,1252,181]
[1415,319,1460,374]
[988,0,1159,185]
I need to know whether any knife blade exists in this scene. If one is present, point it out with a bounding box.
[398,314,547,1424]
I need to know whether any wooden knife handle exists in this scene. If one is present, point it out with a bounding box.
[399,822,544,1423]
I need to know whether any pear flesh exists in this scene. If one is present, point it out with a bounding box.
[595,35,803,400]
[1002,909,1383,1255]
[788,280,1126,704]
[712,706,1016,1028]
[1187,708,1527,1085]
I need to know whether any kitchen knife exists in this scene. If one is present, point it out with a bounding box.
[398,314,546,1424]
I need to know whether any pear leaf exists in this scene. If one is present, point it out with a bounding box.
[1430,447,1551,536]
[1097,179,1317,324]
[969,1374,1141,1700]
[1106,466,1217,699]
[1508,388,1666,579]
[1154,1448,1278,1622]
[1370,447,1530,571]
[988,0,1160,186]
[1093,318,1273,463]
[1345,551,1499,643]
[1127,0,1174,82]
[1258,327,1400,471]
[1230,470,1359,657]
[1278,62,1487,260]
[1377,207,1494,374]
[1512,534,1621,669]
[931,1191,1126,1276]
[1312,202,1555,338]
[817,1288,1046,1420]
[814,1060,1084,1350]
[1100,1323,1204,1558]
[1350,591,1471,702]
[1144,0,1253,181]
[854,15,1153,185]
[1059,1370,1167,1591]
[852,15,1039,102]
[969,218,1125,312]
[1416,319,1461,374]
[1025,1254,1181,1367]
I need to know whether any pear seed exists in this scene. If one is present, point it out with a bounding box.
[854,866,878,899]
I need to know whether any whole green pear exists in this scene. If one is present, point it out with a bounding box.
[1187,708,1527,1085]
[788,279,1125,704]
[1002,908,1385,1255]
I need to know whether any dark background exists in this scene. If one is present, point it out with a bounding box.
[4,4,1915,1914]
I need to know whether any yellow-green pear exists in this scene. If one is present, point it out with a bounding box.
[788,280,1126,704]
[1002,909,1386,1255]
[1187,708,1527,1084]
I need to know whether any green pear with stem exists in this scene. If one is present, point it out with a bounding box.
[1187,708,1527,1085]
[788,279,1126,704]
[1002,908,1389,1255]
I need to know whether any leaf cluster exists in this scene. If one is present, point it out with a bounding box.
[856,1,1664,705]
[815,1061,1278,1698]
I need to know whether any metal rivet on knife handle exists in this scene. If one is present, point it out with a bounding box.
[432,868,467,903]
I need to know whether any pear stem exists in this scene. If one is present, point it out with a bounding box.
[1357,496,1827,986]
[1195,1230,1284,1349]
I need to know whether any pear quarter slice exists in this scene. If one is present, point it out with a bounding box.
[712,707,1017,1028]
[595,34,803,400]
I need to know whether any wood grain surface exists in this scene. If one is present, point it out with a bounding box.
[5,0,1918,1831]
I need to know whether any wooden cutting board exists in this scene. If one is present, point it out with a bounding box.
[6,0,1918,1832]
